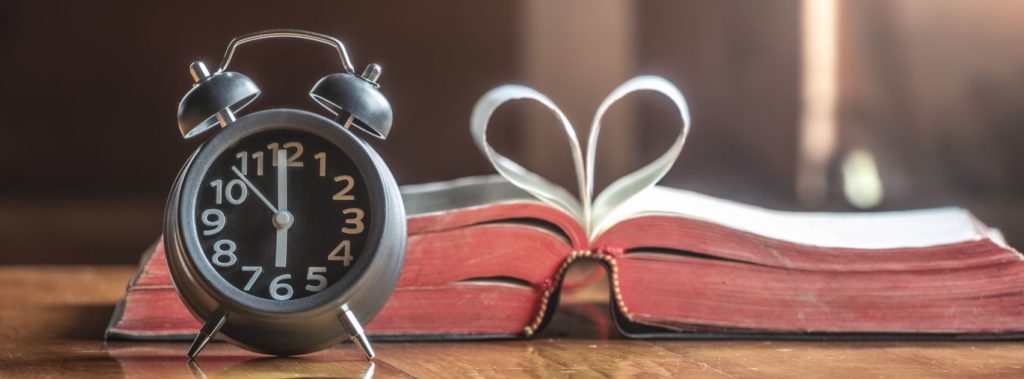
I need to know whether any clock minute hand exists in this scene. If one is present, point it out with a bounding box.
[277,149,288,213]
[231,166,278,213]
[274,150,290,268]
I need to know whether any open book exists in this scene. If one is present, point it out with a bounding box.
[108,77,1024,340]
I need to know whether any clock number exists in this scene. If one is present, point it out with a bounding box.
[210,179,248,205]
[241,266,262,291]
[342,208,365,234]
[270,274,294,300]
[333,175,355,201]
[315,152,327,177]
[212,240,238,267]
[200,209,225,235]
[328,240,354,267]
[235,151,248,175]
[236,151,265,176]
[251,151,265,176]
[268,142,304,167]
[267,143,280,165]
[225,180,247,204]
[210,180,223,204]
[305,267,328,292]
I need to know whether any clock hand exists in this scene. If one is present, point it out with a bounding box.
[231,166,278,213]
[277,149,288,213]
[274,149,290,268]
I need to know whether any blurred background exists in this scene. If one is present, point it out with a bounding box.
[0,0,1022,264]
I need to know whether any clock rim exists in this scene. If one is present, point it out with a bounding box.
[177,108,389,315]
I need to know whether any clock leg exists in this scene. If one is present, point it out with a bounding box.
[338,304,375,360]
[187,308,228,360]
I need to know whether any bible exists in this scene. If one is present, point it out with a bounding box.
[108,76,1024,340]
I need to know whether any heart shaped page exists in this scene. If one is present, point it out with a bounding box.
[470,76,691,240]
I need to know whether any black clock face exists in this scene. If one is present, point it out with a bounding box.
[192,128,372,301]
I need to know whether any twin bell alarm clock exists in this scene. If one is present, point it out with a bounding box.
[164,30,406,360]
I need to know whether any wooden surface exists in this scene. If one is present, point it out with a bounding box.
[1,266,1023,378]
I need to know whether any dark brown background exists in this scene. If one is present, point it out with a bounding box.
[1,0,1022,264]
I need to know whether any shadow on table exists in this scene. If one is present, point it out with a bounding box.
[108,344,377,378]
[12,304,118,341]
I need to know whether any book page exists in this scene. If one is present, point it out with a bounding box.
[601,186,985,249]
[471,85,587,223]
[400,176,536,216]
[587,77,691,239]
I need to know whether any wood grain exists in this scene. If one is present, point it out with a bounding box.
[1,266,1023,378]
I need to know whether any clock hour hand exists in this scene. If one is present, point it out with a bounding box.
[274,150,292,268]
[231,166,278,213]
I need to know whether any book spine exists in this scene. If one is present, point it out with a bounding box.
[522,247,631,336]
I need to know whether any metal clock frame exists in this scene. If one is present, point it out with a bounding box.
[165,109,406,357]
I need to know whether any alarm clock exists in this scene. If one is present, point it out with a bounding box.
[163,30,406,360]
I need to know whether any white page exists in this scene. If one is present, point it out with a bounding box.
[601,186,985,249]
[400,175,535,216]
[470,76,691,237]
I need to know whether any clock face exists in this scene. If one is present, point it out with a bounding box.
[192,128,372,301]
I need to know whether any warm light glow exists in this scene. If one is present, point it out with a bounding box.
[842,149,883,209]
[797,0,839,205]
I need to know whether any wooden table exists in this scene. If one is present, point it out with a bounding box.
[1,266,1023,378]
